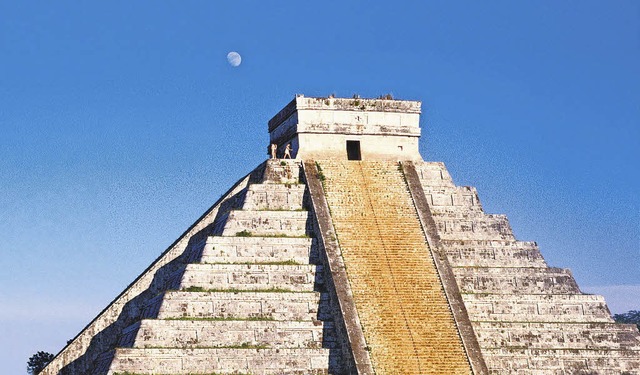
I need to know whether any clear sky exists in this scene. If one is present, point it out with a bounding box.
[1,1,638,373]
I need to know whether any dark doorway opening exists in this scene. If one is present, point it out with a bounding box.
[346,140,361,160]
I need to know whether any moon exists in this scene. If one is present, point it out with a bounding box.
[227,51,242,67]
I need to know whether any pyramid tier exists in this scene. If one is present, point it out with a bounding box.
[125,319,335,349]
[474,321,640,350]
[221,210,311,237]
[454,267,580,294]
[109,347,338,374]
[157,291,329,321]
[442,239,547,268]
[461,293,613,323]
[483,347,640,374]
[242,183,306,211]
[201,236,318,265]
[179,263,322,292]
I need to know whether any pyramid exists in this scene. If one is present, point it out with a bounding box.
[42,95,639,374]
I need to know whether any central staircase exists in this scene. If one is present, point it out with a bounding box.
[318,160,473,375]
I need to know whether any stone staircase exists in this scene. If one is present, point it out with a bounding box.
[317,160,473,375]
[415,161,640,374]
[105,160,343,375]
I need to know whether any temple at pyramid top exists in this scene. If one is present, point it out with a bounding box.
[268,94,423,160]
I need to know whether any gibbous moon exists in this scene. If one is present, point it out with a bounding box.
[227,51,242,67]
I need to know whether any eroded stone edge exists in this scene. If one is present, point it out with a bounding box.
[303,160,375,375]
[402,160,489,375]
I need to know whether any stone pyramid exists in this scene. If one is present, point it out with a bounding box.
[42,95,639,374]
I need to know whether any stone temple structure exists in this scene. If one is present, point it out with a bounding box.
[42,95,639,374]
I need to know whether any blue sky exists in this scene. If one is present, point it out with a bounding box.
[1,1,638,373]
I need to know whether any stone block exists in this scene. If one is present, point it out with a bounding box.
[261,159,302,184]
[474,322,640,350]
[462,294,613,323]
[201,236,318,265]
[179,264,322,292]
[131,319,328,349]
[414,161,456,187]
[444,240,547,268]
[242,183,306,211]
[222,210,311,237]
[157,290,330,321]
[436,214,515,241]
[109,348,334,374]
[455,267,580,294]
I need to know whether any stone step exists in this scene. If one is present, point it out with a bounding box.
[434,215,515,241]
[127,319,335,349]
[442,240,547,268]
[474,321,640,350]
[422,188,483,212]
[179,264,322,292]
[330,232,425,240]
[482,347,640,374]
[455,267,580,294]
[201,236,319,265]
[414,162,457,188]
[462,293,613,323]
[156,291,330,321]
[425,206,486,216]
[242,183,306,211]
[221,210,310,237]
[109,347,338,374]
[261,159,302,185]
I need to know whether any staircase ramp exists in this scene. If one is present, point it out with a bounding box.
[317,160,473,375]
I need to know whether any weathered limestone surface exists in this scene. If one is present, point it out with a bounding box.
[462,294,613,322]
[156,291,330,321]
[129,319,334,349]
[221,210,311,237]
[415,160,640,374]
[200,236,319,265]
[109,348,337,374]
[443,240,547,268]
[454,267,580,294]
[242,182,306,211]
[179,263,322,291]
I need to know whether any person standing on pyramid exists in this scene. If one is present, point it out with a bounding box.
[283,143,292,159]
[270,143,278,159]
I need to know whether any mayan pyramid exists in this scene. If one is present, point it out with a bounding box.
[42,95,639,374]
